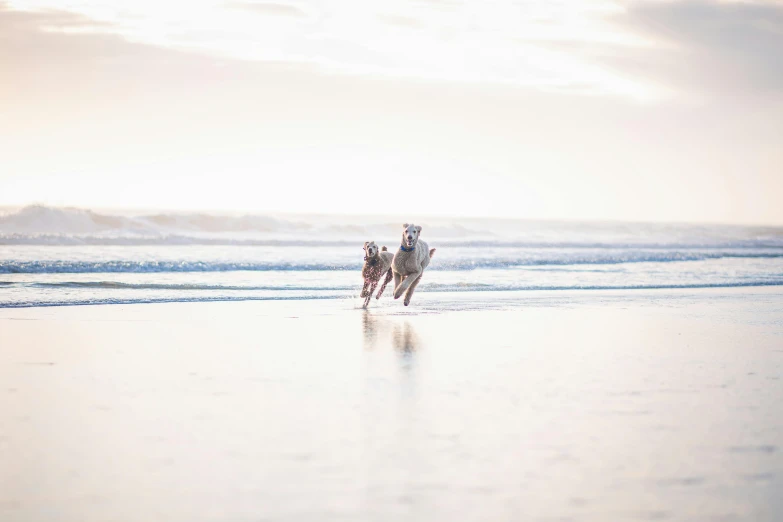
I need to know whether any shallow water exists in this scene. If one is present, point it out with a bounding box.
[1,243,782,307]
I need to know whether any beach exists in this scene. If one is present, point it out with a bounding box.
[1,287,781,521]
[5,0,783,518]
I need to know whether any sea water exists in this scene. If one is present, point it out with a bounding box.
[1,205,782,308]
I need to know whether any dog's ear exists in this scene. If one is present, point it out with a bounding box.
[403,223,409,228]
[415,225,422,233]
[364,241,369,249]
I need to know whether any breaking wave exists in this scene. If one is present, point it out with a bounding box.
[2,251,782,274]
[3,205,783,247]
[13,280,783,292]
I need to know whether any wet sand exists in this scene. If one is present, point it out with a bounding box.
[1,288,782,521]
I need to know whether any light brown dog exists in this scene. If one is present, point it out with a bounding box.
[392,223,436,306]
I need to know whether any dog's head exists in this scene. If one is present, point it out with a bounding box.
[364,241,380,259]
[401,223,422,249]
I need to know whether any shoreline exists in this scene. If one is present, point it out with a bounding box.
[2,283,783,310]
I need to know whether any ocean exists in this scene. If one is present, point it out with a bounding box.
[1,205,782,308]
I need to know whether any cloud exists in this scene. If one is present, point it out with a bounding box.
[0,2,110,29]
[378,14,422,29]
[224,2,307,18]
[0,2,181,66]
[608,0,783,96]
[0,1,656,99]
[3,0,783,104]
[0,2,279,122]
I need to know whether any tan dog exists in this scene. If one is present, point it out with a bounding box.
[361,241,394,307]
[392,223,436,306]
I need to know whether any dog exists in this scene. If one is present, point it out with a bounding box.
[392,223,436,306]
[360,241,394,307]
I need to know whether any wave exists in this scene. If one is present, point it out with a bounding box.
[0,295,349,309]
[3,205,783,246]
[27,281,357,291]
[0,205,494,240]
[2,251,783,274]
[0,205,289,235]
[3,280,782,308]
[0,261,360,273]
[15,279,783,292]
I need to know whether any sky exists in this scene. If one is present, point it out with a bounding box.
[1,0,782,224]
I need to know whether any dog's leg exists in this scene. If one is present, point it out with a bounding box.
[392,272,403,299]
[363,279,378,307]
[376,269,393,299]
[360,280,370,298]
[394,269,421,299]
[403,273,423,306]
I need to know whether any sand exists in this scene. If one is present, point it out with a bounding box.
[1,288,782,521]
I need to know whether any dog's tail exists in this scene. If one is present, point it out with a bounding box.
[429,248,436,258]
[381,246,388,251]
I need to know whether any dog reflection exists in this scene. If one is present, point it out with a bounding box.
[362,313,421,356]
[362,311,383,350]
[392,322,419,355]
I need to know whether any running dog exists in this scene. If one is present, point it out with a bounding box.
[392,223,436,306]
[360,241,394,307]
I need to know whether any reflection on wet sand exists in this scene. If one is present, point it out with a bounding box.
[361,311,382,350]
[392,322,419,355]
[359,313,425,508]
[392,322,419,376]
[361,312,422,383]
[362,312,422,356]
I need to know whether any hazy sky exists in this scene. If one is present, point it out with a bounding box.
[1,0,782,224]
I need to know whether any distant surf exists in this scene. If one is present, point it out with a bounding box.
[3,205,782,246]
[1,206,782,308]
